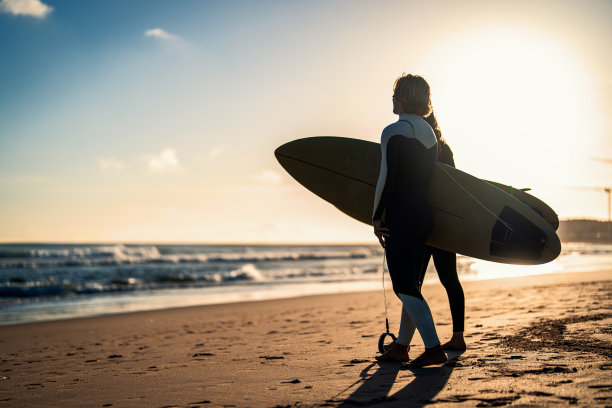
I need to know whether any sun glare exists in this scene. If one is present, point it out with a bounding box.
[421,26,603,191]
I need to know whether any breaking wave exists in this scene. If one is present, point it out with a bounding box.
[0,244,375,269]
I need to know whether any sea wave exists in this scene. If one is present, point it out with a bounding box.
[0,262,369,300]
[0,245,376,269]
[28,245,161,260]
[4,242,608,304]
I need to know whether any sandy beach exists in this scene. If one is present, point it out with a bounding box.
[1,269,610,407]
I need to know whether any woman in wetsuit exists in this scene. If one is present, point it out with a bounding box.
[420,112,467,351]
[373,74,447,367]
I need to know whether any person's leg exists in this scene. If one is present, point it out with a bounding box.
[379,300,416,355]
[396,293,439,348]
[384,234,417,299]
[396,292,447,367]
[376,305,413,361]
[418,246,433,290]
[377,236,415,362]
[397,305,416,346]
[432,248,466,350]
[380,235,446,366]
[395,244,433,346]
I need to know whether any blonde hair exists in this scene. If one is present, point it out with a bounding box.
[393,74,432,117]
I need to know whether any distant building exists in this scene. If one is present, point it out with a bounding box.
[557,219,612,243]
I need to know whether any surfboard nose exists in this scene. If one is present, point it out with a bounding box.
[275,140,301,172]
[274,138,307,159]
[274,143,288,158]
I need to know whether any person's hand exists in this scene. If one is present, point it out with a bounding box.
[373,220,390,248]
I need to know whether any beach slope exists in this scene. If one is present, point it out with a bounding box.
[1,270,611,407]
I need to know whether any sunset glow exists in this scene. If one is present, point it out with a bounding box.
[0,0,610,243]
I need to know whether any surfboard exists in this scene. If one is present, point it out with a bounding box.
[275,136,561,265]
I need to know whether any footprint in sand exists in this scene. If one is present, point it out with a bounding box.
[259,355,284,360]
[192,353,214,358]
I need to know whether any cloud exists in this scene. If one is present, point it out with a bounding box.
[149,148,183,173]
[98,158,124,171]
[250,170,281,185]
[0,0,53,18]
[144,28,180,41]
[207,146,225,160]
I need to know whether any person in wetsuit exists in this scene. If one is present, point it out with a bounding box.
[420,112,467,351]
[373,74,447,367]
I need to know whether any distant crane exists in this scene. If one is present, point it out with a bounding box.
[607,187,611,222]
[597,187,611,222]
[588,157,612,221]
[561,160,612,221]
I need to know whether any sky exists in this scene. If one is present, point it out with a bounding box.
[0,0,611,243]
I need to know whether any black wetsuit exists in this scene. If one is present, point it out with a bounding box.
[418,141,465,332]
[372,115,437,299]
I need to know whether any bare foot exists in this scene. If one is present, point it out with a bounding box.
[406,345,447,368]
[442,332,467,351]
[375,342,410,362]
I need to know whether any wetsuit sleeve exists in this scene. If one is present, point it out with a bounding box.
[372,135,402,221]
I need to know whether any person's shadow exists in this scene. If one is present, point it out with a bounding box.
[335,351,463,407]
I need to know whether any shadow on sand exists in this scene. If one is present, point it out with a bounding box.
[334,351,463,407]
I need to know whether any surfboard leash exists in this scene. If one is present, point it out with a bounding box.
[382,249,390,328]
[378,249,397,353]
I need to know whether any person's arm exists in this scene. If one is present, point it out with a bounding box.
[372,135,402,247]
[373,135,401,220]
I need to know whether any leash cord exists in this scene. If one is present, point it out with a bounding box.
[382,249,390,334]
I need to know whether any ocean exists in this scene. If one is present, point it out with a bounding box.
[1,242,611,325]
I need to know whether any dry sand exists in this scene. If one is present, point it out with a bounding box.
[1,270,611,407]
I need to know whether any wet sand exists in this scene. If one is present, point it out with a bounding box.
[1,270,611,407]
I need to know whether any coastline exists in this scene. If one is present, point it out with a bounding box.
[1,269,611,407]
[2,241,611,326]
